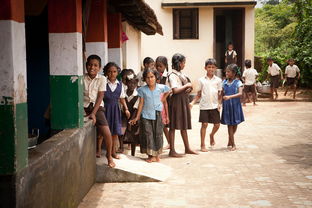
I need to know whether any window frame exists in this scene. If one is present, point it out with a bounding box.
[173,8,199,40]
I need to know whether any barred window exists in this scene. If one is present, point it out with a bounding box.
[173,8,199,39]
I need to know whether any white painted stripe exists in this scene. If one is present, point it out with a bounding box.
[86,42,108,66]
[49,33,83,76]
[108,48,122,68]
[0,20,27,104]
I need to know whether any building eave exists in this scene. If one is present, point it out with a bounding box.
[162,1,257,8]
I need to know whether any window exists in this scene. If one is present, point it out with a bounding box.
[173,8,199,39]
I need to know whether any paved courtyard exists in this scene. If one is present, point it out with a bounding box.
[79,102,312,208]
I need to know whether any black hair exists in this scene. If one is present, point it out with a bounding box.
[156,56,169,72]
[103,62,120,75]
[125,73,138,82]
[120,68,135,78]
[226,64,239,76]
[205,58,217,67]
[86,54,101,67]
[227,42,234,47]
[267,57,273,61]
[171,53,186,71]
[244,59,252,68]
[142,68,159,82]
[288,58,295,62]
[143,57,155,66]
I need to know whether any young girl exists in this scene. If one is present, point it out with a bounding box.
[168,53,197,157]
[122,74,140,156]
[224,42,237,67]
[155,56,170,149]
[221,64,245,151]
[103,62,130,159]
[129,69,170,163]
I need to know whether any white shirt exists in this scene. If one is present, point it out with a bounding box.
[83,74,106,107]
[268,63,281,76]
[225,50,237,57]
[242,68,258,85]
[168,69,189,88]
[137,71,146,87]
[125,89,139,109]
[107,79,126,98]
[285,65,300,78]
[198,75,222,110]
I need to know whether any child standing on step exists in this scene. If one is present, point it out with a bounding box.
[155,56,170,149]
[129,69,170,163]
[103,62,130,159]
[221,64,245,151]
[168,53,197,157]
[190,58,222,151]
[284,58,300,99]
[84,55,115,168]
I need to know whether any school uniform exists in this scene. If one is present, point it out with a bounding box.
[198,75,222,124]
[137,84,170,156]
[285,65,300,86]
[268,63,281,89]
[83,73,108,126]
[225,50,237,66]
[242,68,258,93]
[168,69,192,130]
[137,70,146,87]
[104,80,126,135]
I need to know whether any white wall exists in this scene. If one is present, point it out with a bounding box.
[122,22,141,73]
[142,0,214,90]
[244,6,255,66]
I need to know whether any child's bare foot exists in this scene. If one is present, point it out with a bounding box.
[96,152,101,158]
[210,134,215,147]
[116,148,123,153]
[156,156,160,162]
[230,146,237,151]
[146,156,157,163]
[227,145,232,150]
[169,150,184,157]
[112,154,120,159]
[107,158,116,168]
[200,146,208,152]
[185,149,198,155]
[127,144,131,150]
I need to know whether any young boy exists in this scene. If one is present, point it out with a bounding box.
[267,57,283,100]
[284,58,300,99]
[84,54,115,168]
[190,58,222,152]
[242,59,258,106]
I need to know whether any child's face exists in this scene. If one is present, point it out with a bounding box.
[86,59,100,78]
[225,69,235,79]
[126,79,138,91]
[145,72,156,87]
[107,66,118,81]
[228,44,233,51]
[267,60,273,66]
[156,62,166,73]
[205,64,216,76]
[145,62,155,70]
[179,60,186,70]
[289,60,294,66]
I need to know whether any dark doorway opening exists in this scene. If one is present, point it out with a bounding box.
[214,8,245,71]
[25,6,51,143]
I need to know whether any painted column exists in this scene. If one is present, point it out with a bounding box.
[245,6,255,64]
[0,0,28,174]
[108,13,122,67]
[48,0,84,129]
[86,0,108,66]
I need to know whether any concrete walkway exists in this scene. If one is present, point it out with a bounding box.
[79,102,312,208]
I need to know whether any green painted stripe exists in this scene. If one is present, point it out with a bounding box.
[50,75,83,129]
[0,103,28,175]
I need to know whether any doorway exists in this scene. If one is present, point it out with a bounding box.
[214,8,245,71]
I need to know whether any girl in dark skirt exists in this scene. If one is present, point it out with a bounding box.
[103,62,130,159]
[221,64,245,151]
[168,53,197,157]
[129,69,170,163]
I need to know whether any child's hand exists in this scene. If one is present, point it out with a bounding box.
[89,113,96,125]
[186,83,192,89]
[189,103,193,109]
[185,88,192,93]
[125,110,131,119]
[223,96,230,101]
[129,118,138,125]
[218,104,221,111]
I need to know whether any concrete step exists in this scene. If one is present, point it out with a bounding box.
[96,153,172,183]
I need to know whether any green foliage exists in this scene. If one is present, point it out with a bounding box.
[255,0,312,86]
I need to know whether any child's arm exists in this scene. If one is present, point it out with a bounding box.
[172,82,192,94]
[189,90,201,109]
[223,87,243,100]
[89,91,104,125]
[120,98,130,119]
[218,90,222,110]
[129,97,144,125]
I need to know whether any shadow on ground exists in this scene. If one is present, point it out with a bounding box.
[274,143,312,169]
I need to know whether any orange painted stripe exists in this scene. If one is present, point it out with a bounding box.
[0,0,24,22]
[86,0,108,42]
[48,0,82,33]
[108,13,122,48]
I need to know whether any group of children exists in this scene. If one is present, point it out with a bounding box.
[83,52,247,168]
